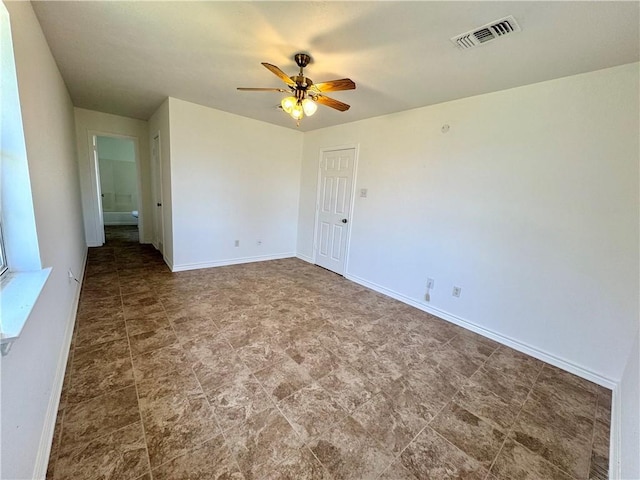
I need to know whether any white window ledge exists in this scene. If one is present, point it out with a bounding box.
[0,268,51,355]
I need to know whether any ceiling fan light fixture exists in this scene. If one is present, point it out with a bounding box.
[238,53,356,125]
[291,102,304,120]
[281,96,296,114]
[302,98,317,116]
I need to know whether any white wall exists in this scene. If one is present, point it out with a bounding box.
[74,108,150,245]
[166,97,302,270]
[619,331,640,479]
[298,63,639,385]
[98,157,138,213]
[1,2,86,478]
[148,98,172,264]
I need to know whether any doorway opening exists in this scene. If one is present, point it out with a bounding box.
[93,134,142,245]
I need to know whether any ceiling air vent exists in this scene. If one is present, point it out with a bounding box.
[451,15,521,50]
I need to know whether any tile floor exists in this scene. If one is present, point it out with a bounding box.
[46,225,611,480]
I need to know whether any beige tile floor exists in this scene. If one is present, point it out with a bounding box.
[46,225,611,480]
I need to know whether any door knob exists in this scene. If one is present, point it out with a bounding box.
[341,218,348,224]
[157,203,162,207]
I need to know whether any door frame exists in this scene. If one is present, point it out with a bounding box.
[88,130,144,245]
[150,131,164,253]
[312,144,360,276]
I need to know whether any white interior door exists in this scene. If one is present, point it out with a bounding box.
[151,133,164,253]
[91,135,105,245]
[314,148,356,275]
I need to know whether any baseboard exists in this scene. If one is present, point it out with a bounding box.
[345,272,617,389]
[163,254,173,271]
[171,252,296,272]
[296,253,314,263]
[32,248,87,479]
[609,384,622,479]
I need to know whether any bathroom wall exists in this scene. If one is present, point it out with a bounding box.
[97,136,139,224]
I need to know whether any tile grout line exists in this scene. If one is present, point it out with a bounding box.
[120,267,155,480]
[427,342,501,480]
[143,280,201,474]
[533,365,597,479]
[143,293,225,473]
[367,331,503,479]
[378,342,502,480]
[484,363,584,480]
[270,377,347,476]
[228,326,343,477]
[59,382,134,409]
[176,299,249,479]
[372,350,489,480]
[484,363,544,478]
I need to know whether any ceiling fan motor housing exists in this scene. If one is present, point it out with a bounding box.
[294,53,311,68]
[291,75,313,90]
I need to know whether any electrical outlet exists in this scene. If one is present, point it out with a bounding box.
[426,278,434,289]
[234,240,240,247]
[452,286,461,297]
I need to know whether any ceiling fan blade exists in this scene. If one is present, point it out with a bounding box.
[237,87,288,92]
[262,63,295,87]
[312,78,356,92]
[315,95,350,112]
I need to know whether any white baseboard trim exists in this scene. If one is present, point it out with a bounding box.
[609,384,622,479]
[86,241,101,247]
[163,254,173,271]
[296,253,314,264]
[171,252,296,272]
[32,248,87,480]
[345,272,617,389]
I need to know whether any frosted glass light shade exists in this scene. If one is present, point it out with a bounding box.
[291,103,304,120]
[302,98,317,116]
[281,96,296,114]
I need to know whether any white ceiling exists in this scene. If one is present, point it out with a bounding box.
[31,1,639,132]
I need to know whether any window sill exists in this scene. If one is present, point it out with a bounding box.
[0,268,52,355]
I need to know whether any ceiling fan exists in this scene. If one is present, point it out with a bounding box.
[237,53,356,124]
